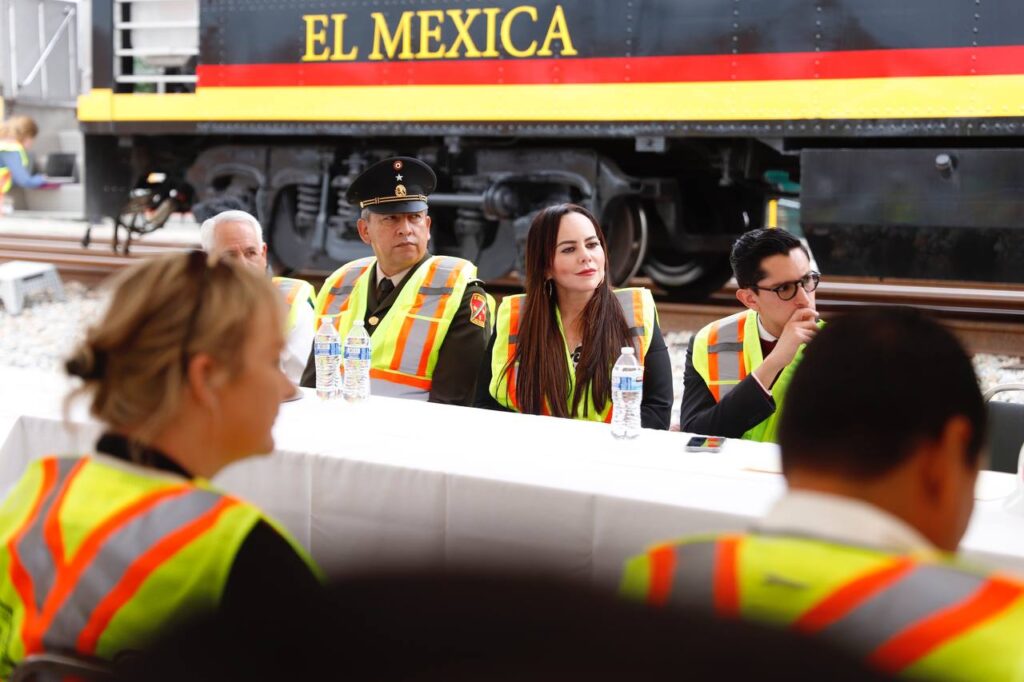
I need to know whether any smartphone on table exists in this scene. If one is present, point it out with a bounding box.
[685,436,725,453]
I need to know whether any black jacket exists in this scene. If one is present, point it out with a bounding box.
[677,334,777,437]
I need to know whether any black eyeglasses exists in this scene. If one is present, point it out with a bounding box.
[752,271,821,301]
[181,250,214,371]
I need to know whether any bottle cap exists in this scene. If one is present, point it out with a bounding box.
[621,347,634,354]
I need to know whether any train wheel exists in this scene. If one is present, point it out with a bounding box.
[602,198,648,286]
[269,186,371,273]
[643,250,733,302]
[267,187,312,273]
[642,189,737,301]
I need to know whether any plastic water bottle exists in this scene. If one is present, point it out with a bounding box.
[342,320,372,402]
[313,318,341,400]
[611,347,643,439]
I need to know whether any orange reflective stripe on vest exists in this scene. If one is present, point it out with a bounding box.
[389,257,468,378]
[705,317,747,402]
[6,458,239,656]
[806,563,1024,675]
[793,557,917,633]
[276,279,309,308]
[505,295,523,413]
[320,258,374,319]
[617,288,649,358]
[648,537,1024,676]
[655,536,743,618]
[501,295,554,417]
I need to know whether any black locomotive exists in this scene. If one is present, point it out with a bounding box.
[81,0,1024,295]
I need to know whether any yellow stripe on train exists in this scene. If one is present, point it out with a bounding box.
[78,75,1024,123]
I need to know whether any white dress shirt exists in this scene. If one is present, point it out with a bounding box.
[281,301,315,384]
[756,490,938,555]
[376,265,412,291]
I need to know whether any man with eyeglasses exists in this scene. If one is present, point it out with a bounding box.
[679,228,822,442]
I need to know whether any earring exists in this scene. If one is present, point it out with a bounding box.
[545,279,554,297]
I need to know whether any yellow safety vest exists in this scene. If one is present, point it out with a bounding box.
[272,276,315,336]
[313,255,478,400]
[0,455,317,675]
[690,309,819,443]
[622,533,1024,680]
[489,288,657,422]
[0,141,29,194]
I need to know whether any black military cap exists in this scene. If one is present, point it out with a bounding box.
[346,156,437,214]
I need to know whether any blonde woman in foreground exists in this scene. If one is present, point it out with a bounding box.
[0,251,321,675]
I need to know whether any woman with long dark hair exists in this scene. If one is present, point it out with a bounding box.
[475,203,673,428]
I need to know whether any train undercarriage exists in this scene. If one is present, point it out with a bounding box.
[85,133,785,299]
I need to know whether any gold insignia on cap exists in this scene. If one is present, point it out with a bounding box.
[393,160,403,170]
[395,184,407,197]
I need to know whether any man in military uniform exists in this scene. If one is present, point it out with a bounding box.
[300,157,490,405]
[623,308,1024,680]
[200,209,316,384]
[679,228,821,442]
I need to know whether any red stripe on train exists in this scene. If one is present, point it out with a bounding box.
[198,44,1024,88]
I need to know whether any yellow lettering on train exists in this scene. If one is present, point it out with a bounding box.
[416,10,446,59]
[481,8,502,57]
[445,9,483,58]
[307,5,577,62]
[501,6,538,58]
[330,14,358,60]
[369,11,414,60]
[301,14,330,62]
[537,5,577,57]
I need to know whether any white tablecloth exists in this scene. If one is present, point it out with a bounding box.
[2,366,1023,585]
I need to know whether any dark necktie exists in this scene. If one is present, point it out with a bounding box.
[377,277,395,302]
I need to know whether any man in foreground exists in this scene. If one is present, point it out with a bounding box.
[623,307,1024,679]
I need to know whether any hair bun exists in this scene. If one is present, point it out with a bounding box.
[65,346,107,380]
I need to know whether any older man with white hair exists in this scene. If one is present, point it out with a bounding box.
[200,210,315,383]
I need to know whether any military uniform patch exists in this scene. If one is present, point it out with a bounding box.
[470,293,488,328]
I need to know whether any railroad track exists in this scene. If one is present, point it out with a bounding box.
[0,230,195,286]
[481,276,1024,357]
[3,231,1022,356]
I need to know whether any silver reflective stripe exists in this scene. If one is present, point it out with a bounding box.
[819,565,986,656]
[370,377,429,401]
[711,318,742,400]
[418,286,455,297]
[16,458,80,612]
[42,488,224,651]
[324,258,374,316]
[393,257,464,377]
[667,541,718,612]
[614,291,645,340]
